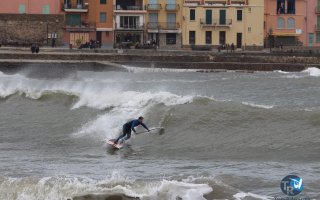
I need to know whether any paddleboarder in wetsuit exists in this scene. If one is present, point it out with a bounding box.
[114,116,150,144]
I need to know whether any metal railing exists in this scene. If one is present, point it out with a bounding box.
[115,23,145,30]
[114,5,145,11]
[165,4,180,11]
[147,22,180,29]
[147,4,162,11]
[62,3,88,10]
[200,19,232,26]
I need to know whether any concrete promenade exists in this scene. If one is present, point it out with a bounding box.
[0,47,319,72]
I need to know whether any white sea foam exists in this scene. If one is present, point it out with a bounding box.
[302,67,320,77]
[72,91,193,139]
[122,65,199,73]
[0,175,212,200]
[233,192,273,200]
[241,102,274,109]
[274,70,291,74]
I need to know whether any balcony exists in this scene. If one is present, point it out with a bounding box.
[147,4,162,11]
[184,0,200,5]
[230,0,247,5]
[63,3,88,13]
[200,19,232,27]
[203,0,228,6]
[115,23,145,30]
[147,22,180,30]
[64,22,95,31]
[114,5,146,13]
[165,4,180,11]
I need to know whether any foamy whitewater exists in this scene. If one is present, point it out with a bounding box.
[0,64,319,200]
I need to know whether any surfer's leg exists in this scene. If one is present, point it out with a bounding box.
[119,130,131,144]
[114,125,128,144]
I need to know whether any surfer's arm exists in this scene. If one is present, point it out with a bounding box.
[141,123,150,131]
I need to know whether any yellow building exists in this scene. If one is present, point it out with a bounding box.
[145,0,183,49]
[182,0,264,50]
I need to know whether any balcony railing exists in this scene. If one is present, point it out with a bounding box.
[63,3,88,12]
[147,4,162,11]
[147,22,180,30]
[115,23,145,30]
[200,19,232,27]
[230,0,247,4]
[114,5,145,11]
[165,4,180,11]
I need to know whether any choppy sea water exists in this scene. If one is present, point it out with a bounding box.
[0,63,319,200]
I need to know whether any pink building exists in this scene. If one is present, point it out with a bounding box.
[308,0,319,47]
[265,0,319,47]
[0,0,61,14]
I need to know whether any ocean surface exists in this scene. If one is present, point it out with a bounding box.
[0,63,319,200]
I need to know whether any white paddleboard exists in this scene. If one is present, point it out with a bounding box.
[107,139,124,149]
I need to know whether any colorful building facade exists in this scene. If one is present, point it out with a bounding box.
[264,0,319,47]
[145,0,183,49]
[308,0,319,47]
[62,0,113,48]
[113,0,146,48]
[182,0,264,49]
[0,0,61,14]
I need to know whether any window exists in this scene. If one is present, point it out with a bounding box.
[248,27,252,32]
[120,16,140,28]
[277,0,295,14]
[100,12,106,23]
[205,31,212,44]
[316,32,320,43]
[189,31,195,45]
[277,17,285,29]
[100,0,106,4]
[219,31,226,45]
[287,18,295,29]
[287,0,295,14]
[277,0,285,14]
[237,10,242,21]
[66,14,81,26]
[166,33,176,45]
[190,9,195,21]
[42,5,50,14]
[19,4,25,13]
[77,0,83,4]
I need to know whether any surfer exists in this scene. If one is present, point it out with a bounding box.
[114,116,150,144]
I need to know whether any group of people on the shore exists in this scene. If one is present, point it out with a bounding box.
[218,43,236,53]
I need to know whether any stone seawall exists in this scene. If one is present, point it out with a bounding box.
[0,51,319,71]
[0,14,64,46]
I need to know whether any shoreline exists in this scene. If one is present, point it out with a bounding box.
[0,49,319,72]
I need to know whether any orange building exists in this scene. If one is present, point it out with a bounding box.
[264,0,308,47]
[62,0,113,48]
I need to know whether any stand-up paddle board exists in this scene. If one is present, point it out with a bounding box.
[106,139,124,149]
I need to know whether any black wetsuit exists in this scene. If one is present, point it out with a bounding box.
[114,119,149,144]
